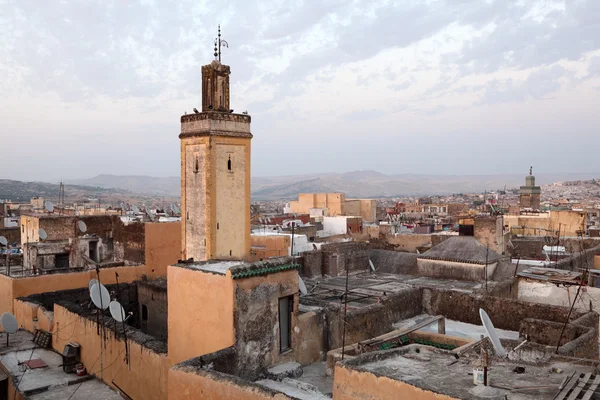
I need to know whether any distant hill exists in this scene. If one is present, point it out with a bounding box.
[59,171,600,200]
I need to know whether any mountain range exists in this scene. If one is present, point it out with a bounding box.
[64,171,600,200]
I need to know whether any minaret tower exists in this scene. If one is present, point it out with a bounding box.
[180,28,251,261]
[519,166,541,210]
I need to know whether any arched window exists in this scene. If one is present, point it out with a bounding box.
[227,155,232,171]
[142,304,148,322]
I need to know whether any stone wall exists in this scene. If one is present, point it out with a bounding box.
[368,249,418,275]
[321,242,370,276]
[138,278,168,341]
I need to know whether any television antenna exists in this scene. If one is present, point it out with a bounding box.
[44,201,54,213]
[77,220,87,234]
[479,308,506,357]
[1,312,18,346]
[38,228,48,241]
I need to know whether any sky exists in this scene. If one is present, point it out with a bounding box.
[1,0,599,182]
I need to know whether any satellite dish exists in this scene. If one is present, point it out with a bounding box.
[90,284,110,310]
[1,312,18,334]
[38,228,48,241]
[170,204,177,214]
[267,217,272,223]
[146,209,155,222]
[132,205,140,214]
[77,220,87,233]
[88,279,99,290]
[44,201,54,213]
[369,259,376,272]
[109,301,126,322]
[479,308,506,357]
[259,217,263,224]
[119,201,126,210]
[0,236,7,246]
[298,276,308,296]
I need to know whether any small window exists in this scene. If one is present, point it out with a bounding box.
[142,304,148,322]
[279,296,293,352]
[22,225,24,233]
[227,155,232,171]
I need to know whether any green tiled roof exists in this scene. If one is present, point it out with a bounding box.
[231,263,300,280]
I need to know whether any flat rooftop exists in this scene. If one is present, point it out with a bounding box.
[343,345,598,400]
[174,260,247,275]
[0,331,121,399]
[301,271,482,309]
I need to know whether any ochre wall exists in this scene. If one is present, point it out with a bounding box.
[51,304,169,400]
[249,235,290,261]
[144,222,182,278]
[506,211,586,237]
[168,368,292,400]
[168,265,235,365]
[0,264,148,317]
[333,365,458,400]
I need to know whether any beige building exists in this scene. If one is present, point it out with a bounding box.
[505,210,586,237]
[288,193,376,222]
[180,59,252,262]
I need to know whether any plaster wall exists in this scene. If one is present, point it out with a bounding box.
[342,200,361,217]
[182,141,208,261]
[474,216,505,254]
[359,200,377,223]
[215,142,249,259]
[144,222,181,278]
[167,265,235,365]
[293,310,326,365]
[322,217,349,236]
[138,282,168,341]
[333,365,457,400]
[51,304,169,400]
[168,367,292,400]
[233,270,299,380]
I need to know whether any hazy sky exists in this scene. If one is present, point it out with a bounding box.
[1,0,599,182]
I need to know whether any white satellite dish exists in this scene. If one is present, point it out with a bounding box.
[39,228,48,241]
[44,201,54,213]
[479,308,506,357]
[0,236,7,246]
[77,220,87,233]
[369,259,376,272]
[90,284,110,310]
[146,209,155,222]
[298,276,308,296]
[267,217,272,223]
[109,301,126,322]
[1,312,18,334]
[132,205,140,214]
[88,279,99,291]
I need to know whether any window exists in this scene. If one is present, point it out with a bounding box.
[227,155,232,171]
[279,296,293,352]
[142,304,148,322]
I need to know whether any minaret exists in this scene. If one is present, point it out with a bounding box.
[519,166,541,210]
[180,32,252,261]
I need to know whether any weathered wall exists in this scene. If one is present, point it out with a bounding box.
[0,227,20,245]
[168,366,292,400]
[144,222,181,278]
[293,310,327,365]
[168,265,235,366]
[321,242,370,276]
[474,216,504,254]
[369,249,418,275]
[333,364,457,400]
[51,304,169,400]
[138,279,168,342]
[233,269,298,380]
[250,235,290,261]
[416,259,496,282]
[182,140,208,261]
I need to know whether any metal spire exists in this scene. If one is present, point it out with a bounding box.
[216,25,228,62]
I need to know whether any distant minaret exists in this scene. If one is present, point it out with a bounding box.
[519,166,541,210]
[179,28,252,261]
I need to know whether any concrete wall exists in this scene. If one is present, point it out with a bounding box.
[293,310,327,365]
[138,280,168,342]
[322,216,350,236]
[369,249,418,275]
[506,211,586,237]
[167,265,235,365]
[416,259,497,282]
[333,363,456,400]
[233,270,299,380]
[169,366,292,400]
[474,216,505,254]
[250,234,290,261]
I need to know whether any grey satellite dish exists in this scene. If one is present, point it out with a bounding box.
[88,279,99,290]
[479,308,506,357]
[44,201,54,213]
[77,220,87,233]
[0,236,7,246]
[298,276,308,296]
[1,312,18,334]
[109,301,126,322]
[170,204,177,214]
[119,201,125,209]
[132,205,140,214]
[267,217,272,223]
[38,228,48,241]
[369,259,376,272]
[90,283,110,310]
[146,209,155,222]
